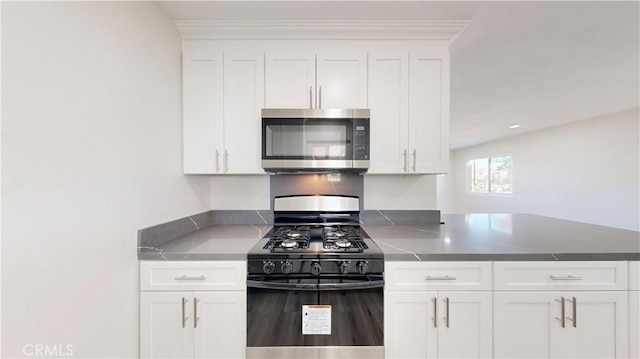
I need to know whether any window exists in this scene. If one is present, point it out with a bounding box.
[468,155,512,194]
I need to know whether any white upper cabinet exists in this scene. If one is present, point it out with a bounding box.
[408,50,450,174]
[264,52,316,109]
[183,44,223,174]
[223,51,264,174]
[182,41,264,174]
[265,50,367,109]
[367,49,449,174]
[367,51,409,173]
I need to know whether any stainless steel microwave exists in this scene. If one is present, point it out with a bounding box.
[261,109,370,173]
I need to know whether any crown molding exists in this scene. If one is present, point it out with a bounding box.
[174,20,470,43]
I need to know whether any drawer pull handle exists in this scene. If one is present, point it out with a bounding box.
[426,275,457,281]
[550,275,583,281]
[175,275,206,281]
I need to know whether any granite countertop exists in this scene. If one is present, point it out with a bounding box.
[138,224,271,260]
[137,212,640,261]
[366,214,640,261]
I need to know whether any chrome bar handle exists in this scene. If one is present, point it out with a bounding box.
[403,149,408,172]
[426,275,457,281]
[566,297,577,328]
[193,297,199,329]
[432,297,438,328]
[412,149,417,172]
[550,275,583,281]
[224,150,229,172]
[555,297,566,328]
[181,297,188,328]
[309,86,313,109]
[215,150,220,172]
[444,297,450,328]
[175,275,206,281]
[318,86,322,109]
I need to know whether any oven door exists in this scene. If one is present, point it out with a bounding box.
[246,274,384,359]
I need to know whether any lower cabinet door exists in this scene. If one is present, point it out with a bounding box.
[559,292,627,359]
[437,291,492,359]
[194,291,246,359]
[385,291,491,358]
[140,292,194,359]
[385,291,438,359]
[495,291,628,359]
[494,292,563,359]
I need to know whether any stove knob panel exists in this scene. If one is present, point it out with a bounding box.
[357,261,368,275]
[281,260,293,275]
[263,260,276,275]
[339,261,351,275]
[310,261,322,276]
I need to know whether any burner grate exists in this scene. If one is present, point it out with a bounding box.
[322,226,369,251]
[264,226,310,251]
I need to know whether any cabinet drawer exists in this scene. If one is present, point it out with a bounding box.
[140,261,245,291]
[494,261,627,291]
[385,262,492,291]
[630,261,639,290]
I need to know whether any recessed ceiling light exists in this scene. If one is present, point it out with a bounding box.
[508,124,521,129]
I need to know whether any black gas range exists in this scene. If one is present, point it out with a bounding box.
[246,195,384,277]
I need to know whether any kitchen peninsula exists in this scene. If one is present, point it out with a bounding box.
[138,212,639,359]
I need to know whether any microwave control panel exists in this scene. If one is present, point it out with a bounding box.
[352,119,370,161]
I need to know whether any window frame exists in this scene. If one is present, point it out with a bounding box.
[467,153,514,196]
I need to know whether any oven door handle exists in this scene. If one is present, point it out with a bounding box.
[246,279,384,291]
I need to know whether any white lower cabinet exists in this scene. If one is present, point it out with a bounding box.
[494,261,629,359]
[140,261,246,359]
[385,262,492,358]
[494,291,628,358]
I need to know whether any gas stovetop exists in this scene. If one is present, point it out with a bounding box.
[247,195,384,276]
[263,225,370,253]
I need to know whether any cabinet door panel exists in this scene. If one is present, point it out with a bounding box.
[183,45,223,174]
[194,292,246,359]
[560,292,627,359]
[494,292,563,358]
[140,292,194,358]
[438,292,492,359]
[408,50,449,174]
[367,52,409,173]
[223,52,264,174]
[385,291,437,359]
[265,52,315,109]
[317,52,368,109]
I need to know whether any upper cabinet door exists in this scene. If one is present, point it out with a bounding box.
[316,52,368,109]
[223,51,265,174]
[367,52,409,174]
[408,50,450,174]
[265,52,316,109]
[183,43,224,174]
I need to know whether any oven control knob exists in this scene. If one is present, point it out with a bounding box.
[310,261,322,276]
[281,260,293,275]
[357,261,369,275]
[339,261,351,275]
[263,260,276,274]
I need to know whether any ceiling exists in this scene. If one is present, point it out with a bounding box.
[157,1,639,149]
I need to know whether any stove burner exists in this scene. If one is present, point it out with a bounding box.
[334,238,352,248]
[280,238,299,248]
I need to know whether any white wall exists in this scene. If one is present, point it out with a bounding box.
[2,2,210,357]
[446,109,639,231]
